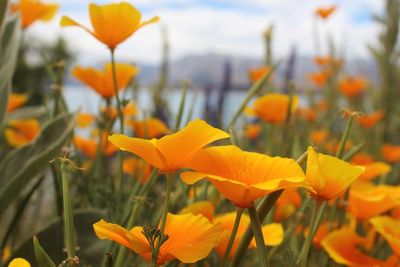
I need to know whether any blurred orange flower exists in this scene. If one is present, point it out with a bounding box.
[307,71,330,87]
[315,5,337,20]
[356,111,384,129]
[317,100,329,112]
[11,0,58,29]
[311,223,331,248]
[179,201,215,222]
[60,2,159,50]
[305,146,365,201]
[74,135,117,159]
[6,93,28,112]
[245,123,261,140]
[310,130,329,144]
[321,228,383,267]
[370,216,400,256]
[313,55,342,68]
[248,67,271,83]
[381,144,400,163]
[297,107,317,122]
[102,102,138,120]
[181,145,306,208]
[122,157,153,184]
[76,113,95,128]
[93,213,222,265]
[127,118,170,138]
[247,93,299,124]
[351,152,375,165]
[4,119,40,147]
[109,119,229,172]
[358,162,391,182]
[339,76,367,98]
[72,63,139,99]
[214,212,283,259]
[274,188,301,221]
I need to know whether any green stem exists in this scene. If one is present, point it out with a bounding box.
[219,208,244,267]
[248,204,268,267]
[174,81,188,131]
[335,113,354,159]
[152,173,174,266]
[298,200,327,267]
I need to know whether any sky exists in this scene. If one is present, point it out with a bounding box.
[25,0,384,65]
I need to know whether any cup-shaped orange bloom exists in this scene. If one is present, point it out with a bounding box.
[310,130,329,145]
[179,201,215,222]
[93,213,222,265]
[358,162,391,182]
[247,93,299,125]
[74,135,117,159]
[381,145,400,163]
[274,188,301,221]
[127,118,170,138]
[245,123,261,140]
[348,184,400,220]
[356,111,384,129]
[11,0,58,29]
[370,216,400,256]
[109,119,229,172]
[305,146,365,201]
[339,76,367,98]
[4,119,40,147]
[6,93,28,112]
[181,145,306,208]
[73,63,139,99]
[122,157,152,184]
[315,5,337,20]
[214,212,283,259]
[76,113,95,128]
[248,66,271,83]
[60,2,159,50]
[322,228,383,267]
[8,258,31,267]
[307,71,330,87]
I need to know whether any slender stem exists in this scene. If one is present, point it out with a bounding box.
[152,173,174,266]
[335,113,354,159]
[219,208,244,267]
[174,81,188,131]
[248,204,268,267]
[298,200,327,267]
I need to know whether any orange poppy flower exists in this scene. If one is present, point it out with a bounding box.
[339,76,367,98]
[322,228,383,267]
[310,130,329,144]
[248,66,271,83]
[76,113,95,128]
[60,2,159,50]
[307,71,330,87]
[311,223,332,248]
[356,111,384,129]
[122,157,153,184]
[127,118,170,139]
[11,0,58,29]
[317,100,329,112]
[245,123,261,140]
[179,201,215,222]
[102,102,138,120]
[348,184,400,220]
[109,119,229,173]
[315,5,337,20]
[305,146,365,201]
[297,107,317,122]
[358,162,391,182]
[4,119,40,147]
[313,55,342,68]
[381,145,400,163]
[370,216,400,256]
[181,145,306,208]
[274,188,301,221]
[74,135,117,159]
[247,93,299,125]
[72,63,139,99]
[7,258,31,267]
[214,212,283,259]
[351,152,375,165]
[6,93,28,112]
[93,213,222,265]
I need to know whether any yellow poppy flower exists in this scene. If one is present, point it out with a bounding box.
[11,0,58,29]
[370,216,400,256]
[6,93,28,112]
[181,145,306,208]
[72,63,139,99]
[93,213,222,265]
[305,146,365,201]
[4,119,40,147]
[60,2,159,50]
[247,93,299,125]
[179,201,215,222]
[321,228,383,267]
[127,118,170,139]
[109,119,230,173]
[8,258,31,267]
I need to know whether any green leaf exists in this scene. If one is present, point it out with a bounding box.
[33,236,56,267]
[0,113,75,216]
[5,106,47,121]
